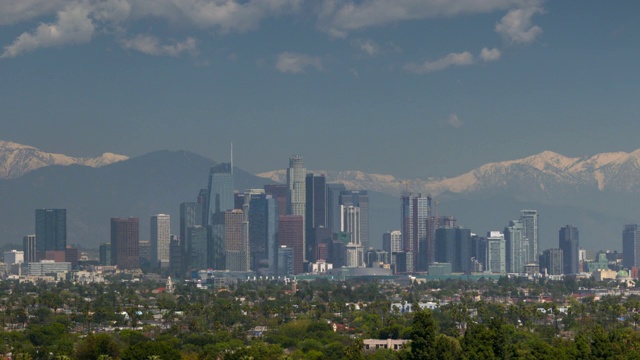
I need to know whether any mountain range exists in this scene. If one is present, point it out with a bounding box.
[0,141,128,179]
[2,141,640,252]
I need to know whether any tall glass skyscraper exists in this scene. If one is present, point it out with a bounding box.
[520,210,538,264]
[559,225,580,274]
[504,220,528,274]
[401,193,428,272]
[35,209,66,259]
[207,162,234,270]
[287,155,306,261]
[623,224,640,269]
[207,163,234,219]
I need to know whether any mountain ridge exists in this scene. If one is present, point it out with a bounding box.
[257,148,640,196]
[0,140,128,179]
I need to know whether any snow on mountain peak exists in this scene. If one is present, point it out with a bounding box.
[0,140,128,179]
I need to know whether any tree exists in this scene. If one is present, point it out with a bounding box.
[408,308,437,360]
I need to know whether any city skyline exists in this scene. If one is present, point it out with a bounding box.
[1,1,639,179]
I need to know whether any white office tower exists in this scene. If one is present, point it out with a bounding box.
[486,231,506,274]
[287,155,306,260]
[383,230,402,266]
[341,205,363,267]
[520,210,538,264]
[151,214,171,268]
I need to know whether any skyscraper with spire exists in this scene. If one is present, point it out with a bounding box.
[206,145,235,270]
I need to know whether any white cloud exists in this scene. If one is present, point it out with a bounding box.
[0,0,66,26]
[129,0,302,32]
[405,51,474,74]
[1,4,94,58]
[121,35,198,57]
[0,0,302,58]
[495,7,543,44]
[479,47,501,62]
[356,39,379,56]
[276,52,322,74]
[447,113,463,128]
[318,0,543,34]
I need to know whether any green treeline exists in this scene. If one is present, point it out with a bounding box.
[1,277,640,359]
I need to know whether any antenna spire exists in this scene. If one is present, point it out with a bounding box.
[230,142,234,174]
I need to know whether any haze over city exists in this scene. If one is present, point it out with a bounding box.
[1,0,639,179]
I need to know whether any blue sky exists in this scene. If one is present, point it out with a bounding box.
[1,0,639,178]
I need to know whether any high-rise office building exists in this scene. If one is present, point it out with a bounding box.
[207,163,234,218]
[306,173,326,261]
[187,225,208,270]
[180,202,197,275]
[559,225,580,275]
[278,215,304,274]
[23,234,37,263]
[225,209,249,271]
[35,209,66,259]
[341,205,362,267]
[239,190,278,273]
[277,246,295,276]
[435,227,472,273]
[486,231,506,273]
[539,248,563,275]
[326,183,346,233]
[520,210,539,264]
[504,220,528,274]
[470,234,486,272]
[169,234,182,275]
[197,189,209,226]
[401,193,428,272]
[110,217,140,270]
[623,224,640,269]
[383,230,402,266]
[151,214,171,268]
[99,243,111,266]
[340,190,369,251]
[286,156,306,263]
[264,184,287,217]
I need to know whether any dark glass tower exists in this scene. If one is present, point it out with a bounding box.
[35,209,66,259]
[559,225,579,275]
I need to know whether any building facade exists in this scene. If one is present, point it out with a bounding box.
[35,209,66,259]
[559,225,580,275]
[278,215,304,274]
[505,220,528,274]
[623,224,640,269]
[520,210,539,264]
[110,217,140,270]
[151,214,171,268]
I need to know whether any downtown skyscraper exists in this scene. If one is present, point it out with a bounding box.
[150,214,171,269]
[401,193,428,272]
[504,220,528,274]
[287,155,306,263]
[623,224,640,269]
[559,225,580,275]
[520,209,539,264]
[340,190,369,251]
[207,161,234,270]
[35,209,66,259]
[111,217,140,270]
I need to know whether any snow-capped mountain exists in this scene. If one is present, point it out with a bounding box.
[257,149,640,197]
[0,140,128,179]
